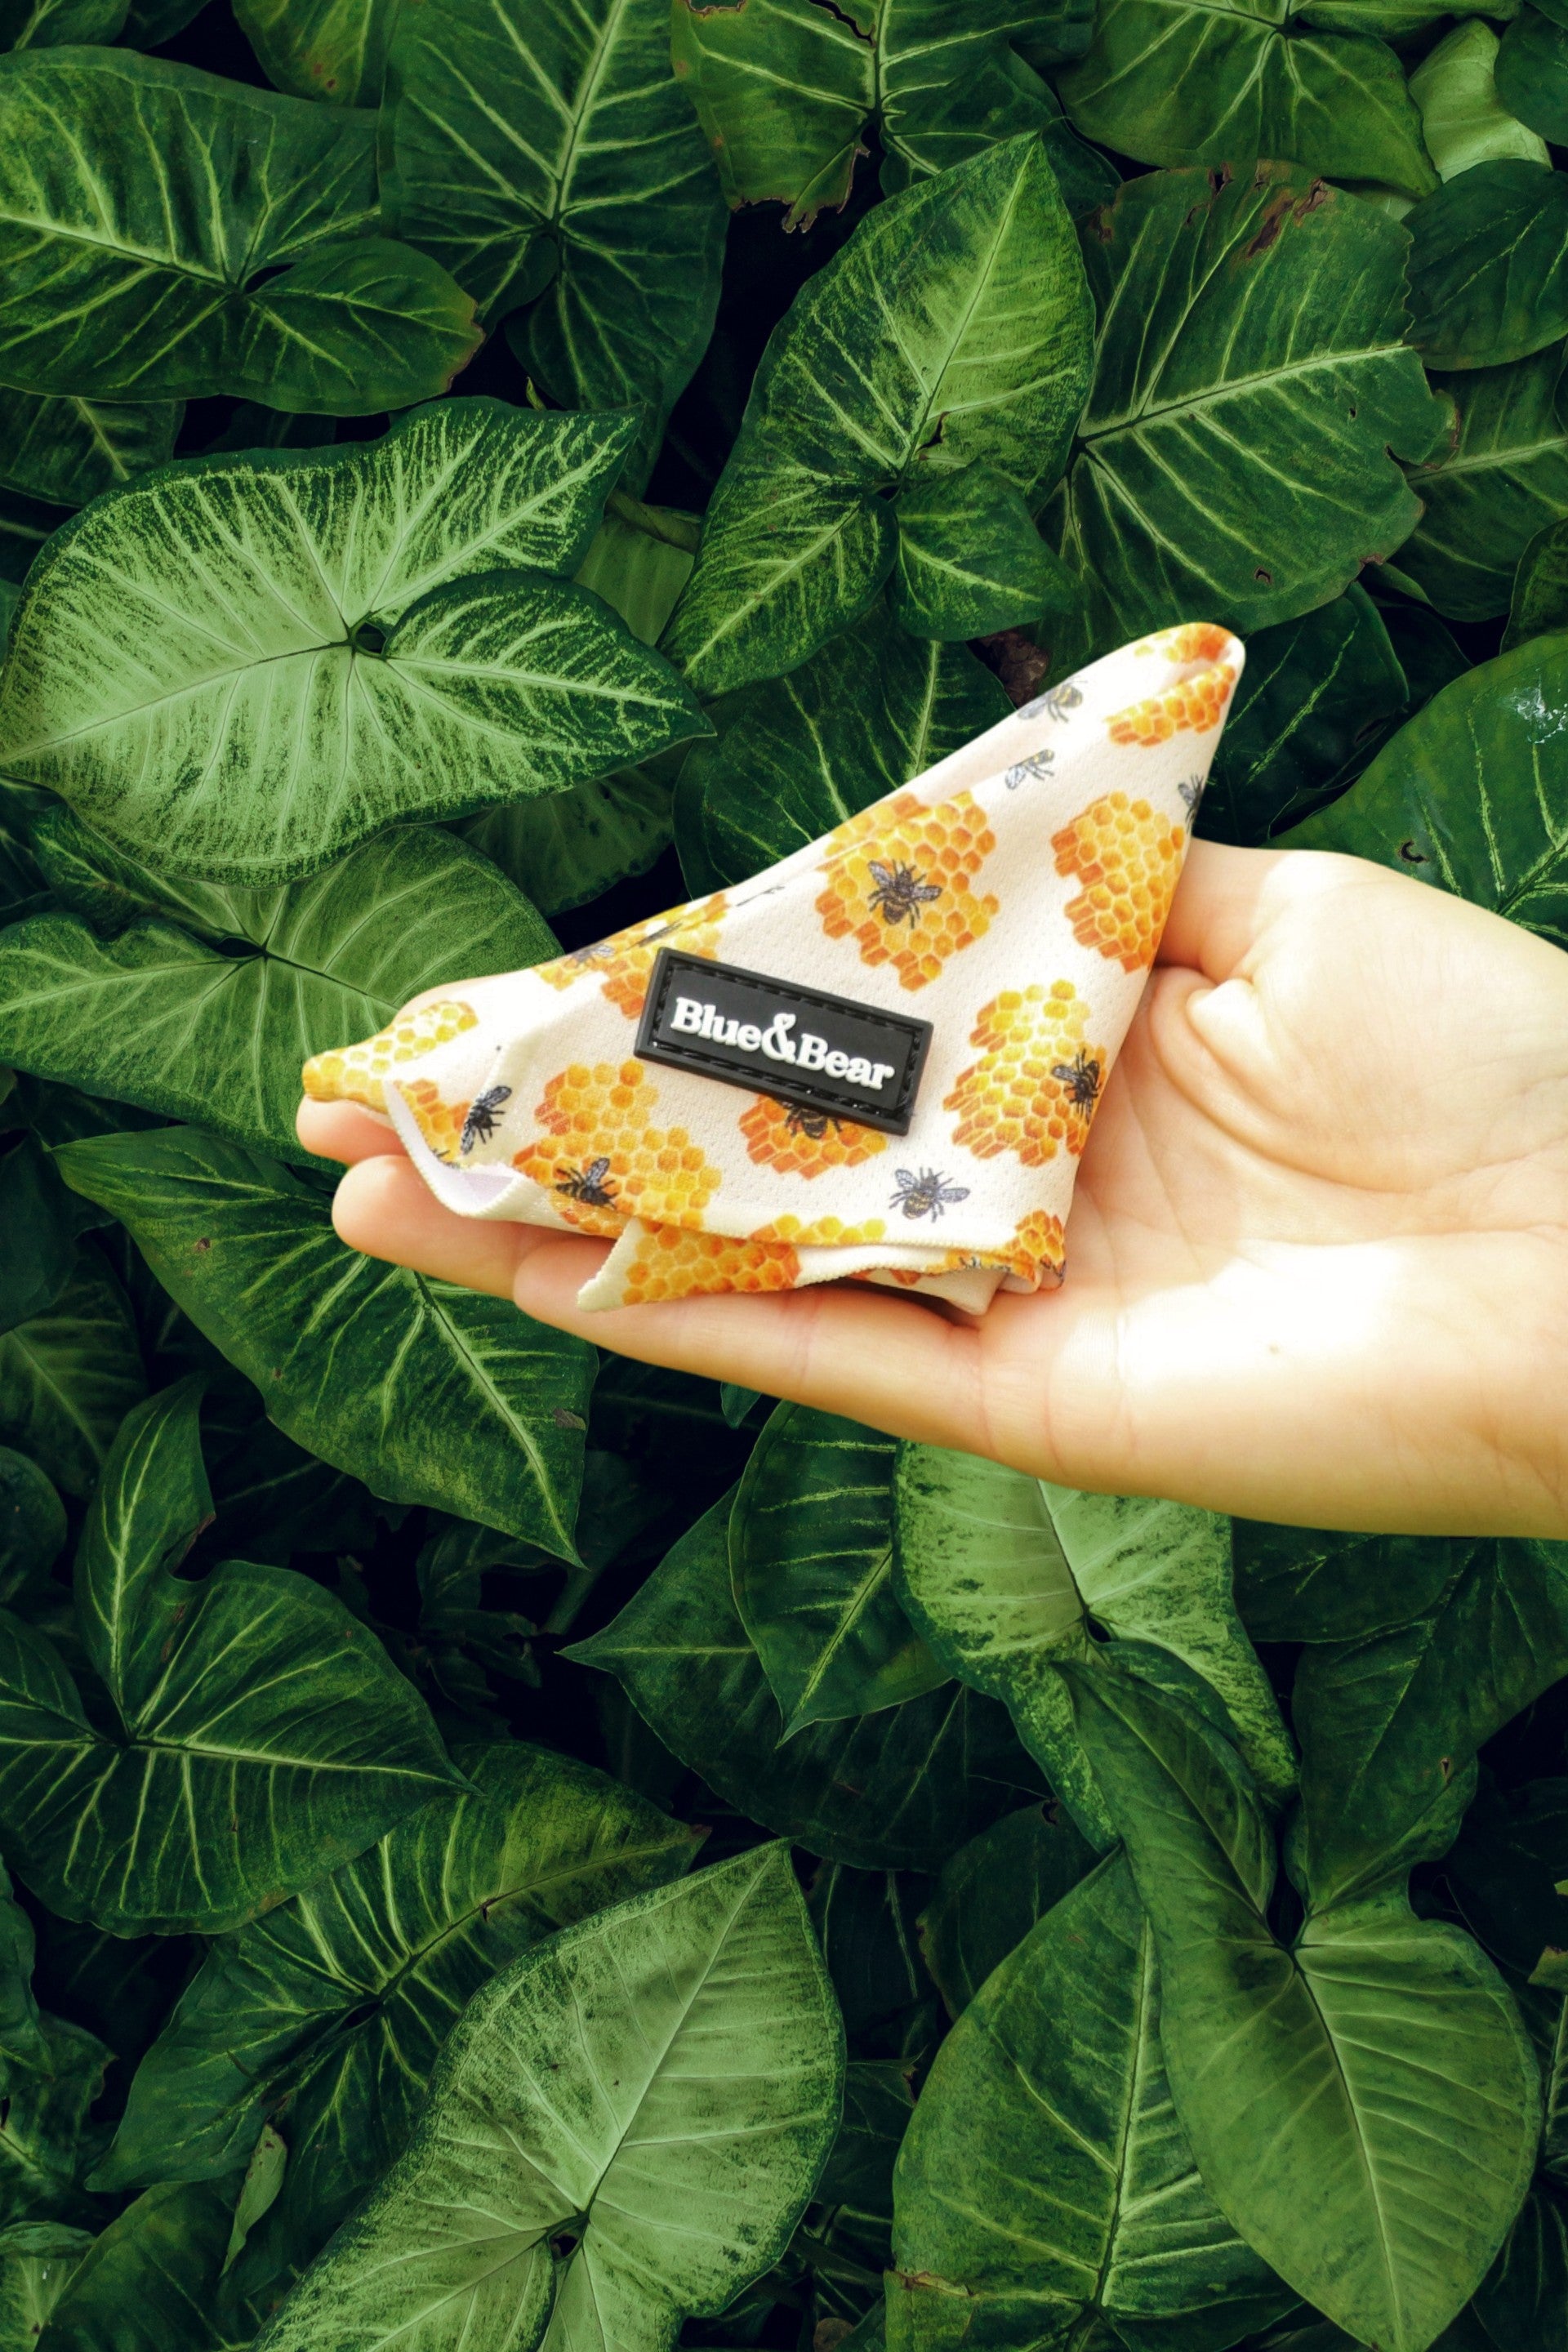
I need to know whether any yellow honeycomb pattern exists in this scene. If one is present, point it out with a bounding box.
[739,1096,888,1179]
[816,790,998,991]
[1109,626,1238,748]
[996,1209,1068,1285]
[618,1226,801,1303]
[511,1060,721,1237]
[945,983,1107,1165]
[301,1000,477,1115]
[751,1214,887,1248]
[394,1077,470,1164]
[532,893,728,1020]
[1052,793,1187,972]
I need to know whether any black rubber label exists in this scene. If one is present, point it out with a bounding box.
[635,949,933,1135]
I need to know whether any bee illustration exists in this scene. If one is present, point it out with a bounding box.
[1178,773,1205,818]
[1004,748,1055,789]
[1050,1049,1102,1109]
[784,1104,836,1141]
[1019,680,1084,723]
[567,942,617,969]
[555,1156,618,1209]
[459,1085,512,1154]
[891,1168,971,1220]
[867,859,943,927]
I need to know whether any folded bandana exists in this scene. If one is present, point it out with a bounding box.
[303,622,1243,1313]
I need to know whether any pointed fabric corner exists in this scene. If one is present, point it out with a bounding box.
[303,622,1244,1312]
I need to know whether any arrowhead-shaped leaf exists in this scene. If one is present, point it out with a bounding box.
[0,392,180,509]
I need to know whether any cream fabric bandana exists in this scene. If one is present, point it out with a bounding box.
[303,623,1242,1313]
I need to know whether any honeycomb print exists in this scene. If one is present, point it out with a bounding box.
[816,790,998,991]
[884,1248,982,1288]
[618,1227,801,1303]
[511,1060,721,1237]
[739,1096,888,1179]
[394,1077,470,1164]
[751,1214,888,1247]
[1107,626,1237,748]
[1052,794,1187,972]
[998,1209,1068,1285]
[301,1000,477,1115]
[945,983,1107,1165]
[532,894,728,1020]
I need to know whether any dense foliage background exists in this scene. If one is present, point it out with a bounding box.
[0,1,1566,2348]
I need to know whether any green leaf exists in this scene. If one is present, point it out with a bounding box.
[0,1381,460,1934]
[1054,165,1448,658]
[670,0,1095,229]
[891,1851,1291,2352]
[1410,19,1548,178]
[97,1744,702,2295]
[0,1860,43,2072]
[253,1845,843,2352]
[664,134,1094,695]
[1199,587,1410,844]
[1299,0,1517,33]
[0,1255,146,1500]
[457,766,675,919]
[732,1408,947,1736]
[0,819,555,1160]
[2,0,125,38]
[808,1868,929,2035]
[235,0,395,105]
[1407,161,1568,369]
[575,497,700,646]
[892,1444,1294,1847]
[1056,0,1434,197]
[568,1496,1044,1871]
[916,1802,1097,2018]
[1289,635,1568,942]
[1506,514,1568,645]
[1471,2178,1568,2349]
[1397,353,1568,620]
[383,0,726,492]
[0,1137,85,1337]
[55,1129,595,1553]
[681,599,1009,889]
[1496,7,1568,140]
[0,51,479,410]
[0,394,180,509]
[33,2181,236,2352]
[0,402,707,884]
[1446,1776,1568,1974]
[1066,1661,1541,2350]
[0,2015,109,2230]
[0,1446,65,1609]
[0,2223,91,2350]
[890,464,1072,639]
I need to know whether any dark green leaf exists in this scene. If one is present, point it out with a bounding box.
[0,1860,42,2072]
[915,1802,1096,2018]
[383,0,726,491]
[0,2222,92,2349]
[890,465,1072,640]
[33,2181,235,2352]
[1471,2180,1568,2350]
[1054,166,1447,659]
[0,1138,81,1337]
[1497,8,1568,140]
[1232,1521,1460,1644]
[1407,160,1568,370]
[568,1495,1044,1871]
[0,2015,109,2230]
[55,1129,594,1553]
[0,0,127,41]
[0,402,706,884]
[1399,352,1568,621]
[0,51,478,409]
[733,1409,947,1735]
[808,1868,929,2036]
[664,135,1094,694]
[457,766,676,920]
[0,1446,64,1610]
[1446,1777,1568,1973]
[0,1255,145,1500]
[1504,513,1568,646]
[0,489,58,586]
[0,394,180,508]
[2,820,555,1160]
[254,1846,843,2352]
[235,0,395,105]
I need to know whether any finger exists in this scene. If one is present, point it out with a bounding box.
[332,1154,536,1301]
[297,1098,408,1165]
[1157,838,1294,979]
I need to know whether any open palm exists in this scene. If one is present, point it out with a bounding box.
[300,841,1568,1536]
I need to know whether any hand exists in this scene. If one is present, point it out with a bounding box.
[298,841,1568,1537]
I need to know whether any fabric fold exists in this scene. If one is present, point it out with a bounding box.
[303,622,1243,1311]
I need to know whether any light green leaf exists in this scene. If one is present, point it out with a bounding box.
[890,1853,1291,2352]
[55,1129,595,1554]
[0,2222,91,2349]
[0,0,125,45]
[1054,164,1447,658]
[1066,1662,1541,2352]
[254,1845,844,2352]
[1289,634,1568,942]
[1496,7,1568,142]
[1,819,555,1160]
[0,402,707,884]
[1298,0,1517,33]
[568,1496,1044,1871]
[1407,160,1568,368]
[664,134,1094,694]
[1396,351,1568,620]
[0,1381,460,1935]
[383,0,725,491]
[0,394,180,509]
[1506,514,1568,646]
[916,1802,1097,2018]
[575,497,700,646]
[0,51,478,410]
[1410,18,1548,177]
[0,1256,145,1501]
[670,0,1096,228]
[0,2016,109,2230]
[97,1744,702,2298]
[679,599,1009,889]
[732,1408,947,1736]
[1057,0,1435,197]
[457,766,675,919]
[235,0,395,105]
[891,464,1071,639]
[892,1445,1294,1847]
